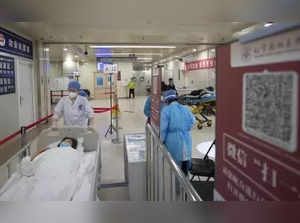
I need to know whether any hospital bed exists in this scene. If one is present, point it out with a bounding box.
[0,127,101,201]
[178,93,216,129]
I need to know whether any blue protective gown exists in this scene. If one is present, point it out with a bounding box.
[160,101,195,168]
[144,96,165,118]
[144,96,152,117]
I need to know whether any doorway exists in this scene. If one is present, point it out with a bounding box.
[18,60,34,127]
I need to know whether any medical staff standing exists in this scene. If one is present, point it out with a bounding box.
[144,88,152,123]
[128,79,136,98]
[160,90,195,174]
[53,81,94,127]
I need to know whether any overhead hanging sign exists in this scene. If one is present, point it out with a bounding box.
[103,64,118,73]
[184,57,216,71]
[0,55,15,95]
[0,27,33,59]
[215,29,300,201]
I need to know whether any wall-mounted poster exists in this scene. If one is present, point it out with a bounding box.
[97,76,103,86]
[0,55,15,95]
[215,28,300,201]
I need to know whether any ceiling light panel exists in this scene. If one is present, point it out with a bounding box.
[90,45,176,49]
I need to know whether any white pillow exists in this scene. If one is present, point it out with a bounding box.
[19,156,34,177]
[46,137,84,151]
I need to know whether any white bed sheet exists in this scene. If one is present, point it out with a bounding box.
[0,149,97,201]
[196,141,215,160]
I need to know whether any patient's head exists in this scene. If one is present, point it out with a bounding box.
[58,137,78,149]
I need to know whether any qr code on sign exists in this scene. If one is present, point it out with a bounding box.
[243,71,298,152]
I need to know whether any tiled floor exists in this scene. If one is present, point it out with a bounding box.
[0,96,215,201]
[89,96,215,200]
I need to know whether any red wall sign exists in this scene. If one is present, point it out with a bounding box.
[185,58,216,71]
[215,41,300,201]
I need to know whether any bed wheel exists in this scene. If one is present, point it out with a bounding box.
[207,120,212,127]
[197,124,203,129]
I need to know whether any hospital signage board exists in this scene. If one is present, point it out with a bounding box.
[103,64,118,74]
[231,29,300,67]
[184,58,216,72]
[0,27,33,59]
[150,68,162,134]
[215,28,300,201]
[0,55,15,95]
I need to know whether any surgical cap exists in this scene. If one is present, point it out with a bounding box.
[163,89,177,101]
[68,80,81,90]
[79,90,87,97]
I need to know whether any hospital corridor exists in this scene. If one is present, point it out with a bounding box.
[1,1,300,222]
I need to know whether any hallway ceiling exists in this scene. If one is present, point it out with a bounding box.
[2,0,300,61]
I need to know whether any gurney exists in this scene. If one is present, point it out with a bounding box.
[0,127,101,201]
[178,93,216,129]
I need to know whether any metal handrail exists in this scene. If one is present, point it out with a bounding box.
[146,124,202,202]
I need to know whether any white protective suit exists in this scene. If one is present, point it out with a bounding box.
[54,95,94,127]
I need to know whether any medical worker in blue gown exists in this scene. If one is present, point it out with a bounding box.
[144,87,166,123]
[53,80,94,128]
[144,88,152,123]
[160,90,195,175]
[78,90,88,97]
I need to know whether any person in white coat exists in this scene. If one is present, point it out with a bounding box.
[53,80,94,127]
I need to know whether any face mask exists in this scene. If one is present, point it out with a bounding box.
[69,92,77,99]
[60,142,71,148]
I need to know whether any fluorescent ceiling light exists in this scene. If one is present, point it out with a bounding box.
[193,48,197,52]
[64,48,68,51]
[264,22,273,27]
[90,45,176,49]
[95,53,163,56]
[137,57,152,60]
[44,48,49,52]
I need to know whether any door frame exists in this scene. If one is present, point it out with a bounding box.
[17,58,36,127]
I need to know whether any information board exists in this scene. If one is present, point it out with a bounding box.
[0,55,15,95]
[125,134,146,163]
[215,28,300,201]
[0,27,33,59]
[104,64,118,74]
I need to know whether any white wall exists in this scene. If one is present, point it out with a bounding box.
[184,49,216,89]
[0,24,37,140]
[78,60,97,97]
[0,52,20,139]
[117,62,151,97]
[162,48,216,90]
[49,62,63,77]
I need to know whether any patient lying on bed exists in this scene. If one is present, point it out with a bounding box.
[0,137,95,201]
[31,137,78,160]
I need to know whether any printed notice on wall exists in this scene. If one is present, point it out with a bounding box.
[0,55,15,95]
[243,71,298,152]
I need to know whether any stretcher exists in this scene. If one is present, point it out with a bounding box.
[0,127,101,201]
[178,94,216,130]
